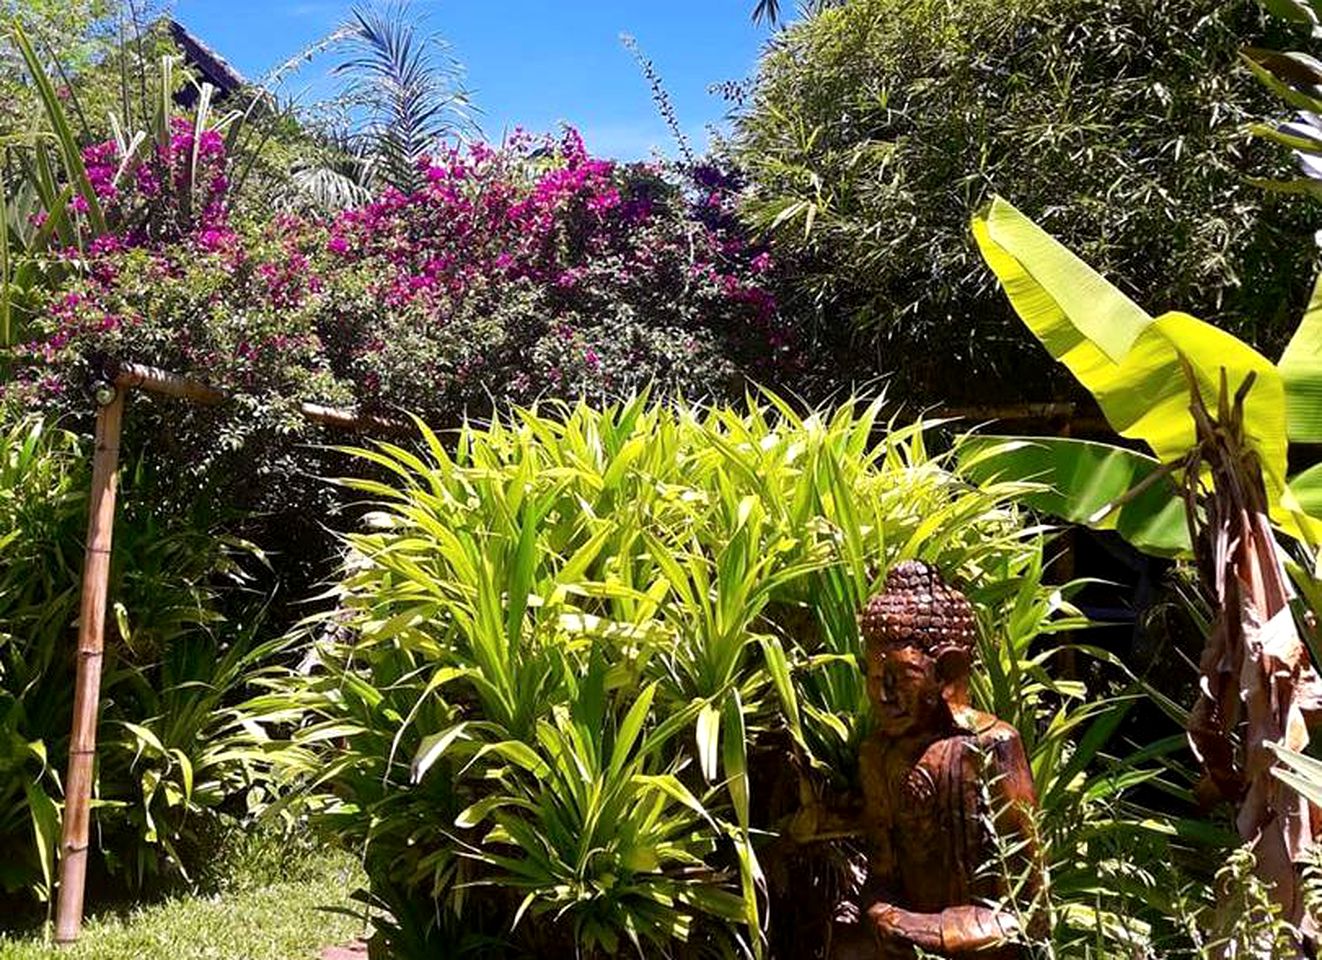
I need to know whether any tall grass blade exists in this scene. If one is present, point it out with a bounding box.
[13,23,106,236]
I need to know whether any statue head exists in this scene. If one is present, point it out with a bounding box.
[859,561,976,736]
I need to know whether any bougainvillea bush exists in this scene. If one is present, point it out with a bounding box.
[12,123,796,434]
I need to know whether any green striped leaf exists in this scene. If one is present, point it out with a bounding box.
[957,436,1190,556]
[1279,272,1322,444]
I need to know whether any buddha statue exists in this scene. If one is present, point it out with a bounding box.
[791,561,1044,959]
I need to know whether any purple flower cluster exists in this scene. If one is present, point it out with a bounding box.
[74,116,234,249]
[323,129,789,360]
[20,124,798,418]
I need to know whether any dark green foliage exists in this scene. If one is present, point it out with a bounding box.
[734,0,1320,404]
[1241,1,1322,198]
[0,412,291,909]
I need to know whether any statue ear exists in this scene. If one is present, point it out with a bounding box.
[934,647,970,686]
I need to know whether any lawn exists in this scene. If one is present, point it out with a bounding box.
[0,851,364,960]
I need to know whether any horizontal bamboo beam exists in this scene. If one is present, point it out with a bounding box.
[113,361,226,405]
[936,403,1110,434]
[299,401,405,435]
[939,403,1075,420]
[109,360,405,434]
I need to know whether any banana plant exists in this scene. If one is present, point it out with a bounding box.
[959,196,1322,934]
[959,198,1322,550]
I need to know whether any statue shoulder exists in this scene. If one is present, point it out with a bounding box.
[971,716,1025,749]
[953,708,1022,745]
[957,712,1030,764]
[966,714,1037,803]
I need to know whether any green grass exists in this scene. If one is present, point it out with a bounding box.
[0,851,365,960]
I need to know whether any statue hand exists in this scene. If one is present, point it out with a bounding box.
[866,903,942,953]
[865,902,901,937]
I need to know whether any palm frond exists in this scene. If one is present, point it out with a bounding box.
[752,0,781,24]
[331,1,475,193]
[287,164,373,212]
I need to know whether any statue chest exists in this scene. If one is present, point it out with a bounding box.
[874,735,997,912]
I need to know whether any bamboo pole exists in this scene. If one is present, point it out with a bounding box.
[113,361,226,405]
[297,401,405,435]
[53,384,125,945]
[939,402,1079,420]
[52,361,406,944]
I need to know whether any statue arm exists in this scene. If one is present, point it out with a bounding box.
[788,789,867,841]
[869,725,1044,954]
[983,724,1046,914]
[869,903,1021,953]
[791,738,886,843]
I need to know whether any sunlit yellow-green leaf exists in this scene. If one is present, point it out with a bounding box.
[1120,313,1286,487]
[972,198,1289,500]
[972,198,1152,364]
[1279,272,1322,445]
[1290,462,1322,520]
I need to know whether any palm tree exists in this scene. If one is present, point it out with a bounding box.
[752,1,847,26]
[332,1,473,194]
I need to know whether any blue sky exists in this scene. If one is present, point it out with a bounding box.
[172,1,774,159]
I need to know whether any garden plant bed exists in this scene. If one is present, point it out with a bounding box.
[4,0,1322,955]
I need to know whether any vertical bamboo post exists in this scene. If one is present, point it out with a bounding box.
[53,384,126,945]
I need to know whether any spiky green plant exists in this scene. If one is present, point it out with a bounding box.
[255,392,1173,957]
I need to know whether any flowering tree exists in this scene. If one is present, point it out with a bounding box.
[10,122,799,468]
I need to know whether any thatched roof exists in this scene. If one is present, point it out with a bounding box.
[168,18,246,104]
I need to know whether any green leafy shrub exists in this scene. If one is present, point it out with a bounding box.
[258,392,1187,957]
[733,0,1318,404]
[0,2,132,137]
[0,411,291,910]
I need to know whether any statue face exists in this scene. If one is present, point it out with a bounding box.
[866,644,944,736]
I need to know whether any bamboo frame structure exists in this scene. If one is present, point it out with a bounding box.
[52,363,400,945]
[113,361,405,432]
[53,385,124,944]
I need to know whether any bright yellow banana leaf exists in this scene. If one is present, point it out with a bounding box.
[971,197,1322,546]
